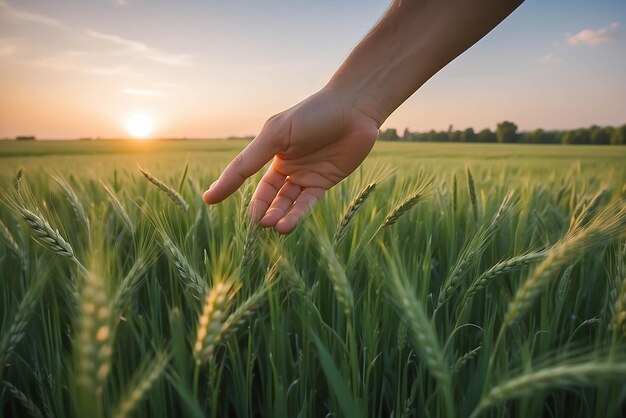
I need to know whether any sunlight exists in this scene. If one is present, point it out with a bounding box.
[124,113,154,139]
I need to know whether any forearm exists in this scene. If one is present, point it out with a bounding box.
[326,0,523,126]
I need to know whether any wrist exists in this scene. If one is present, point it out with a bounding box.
[323,80,391,128]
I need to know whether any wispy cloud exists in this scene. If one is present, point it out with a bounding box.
[0,0,61,27]
[122,88,163,97]
[0,38,17,57]
[86,30,148,53]
[567,22,620,46]
[33,51,141,78]
[86,30,194,66]
[540,52,562,65]
[114,0,128,5]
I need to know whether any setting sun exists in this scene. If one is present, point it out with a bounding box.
[124,113,154,139]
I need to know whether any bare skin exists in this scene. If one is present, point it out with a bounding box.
[203,0,524,234]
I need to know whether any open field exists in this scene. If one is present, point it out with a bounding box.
[1,140,626,417]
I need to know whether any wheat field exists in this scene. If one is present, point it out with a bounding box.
[1,140,626,418]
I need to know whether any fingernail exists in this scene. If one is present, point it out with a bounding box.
[209,180,217,190]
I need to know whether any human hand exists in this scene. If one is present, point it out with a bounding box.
[202,87,379,234]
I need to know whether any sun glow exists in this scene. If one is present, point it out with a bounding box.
[124,113,154,139]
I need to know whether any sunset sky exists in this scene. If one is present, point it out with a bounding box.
[0,0,625,139]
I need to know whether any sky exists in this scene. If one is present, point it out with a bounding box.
[0,0,625,139]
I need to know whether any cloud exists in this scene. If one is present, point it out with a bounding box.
[87,30,193,66]
[567,22,619,46]
[147,53,194,66]
[114,0,128,5]
[122,88,163,97]
[0,0,61,27]
[33,51,142,78]
[0,38,17,57]
[86,30,148,53]
[540,52,562,65]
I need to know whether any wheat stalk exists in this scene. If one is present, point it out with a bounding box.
[333,182,376,247]
[380,243,454,415]
[467,251,546,299]
[503,202,626,328]
[160,233,207,299]
[473,362,626,417]
[139,166,189,212]
[319,238,354,316]
[452,174,458,213]
[382,184,429,228]
[111,256,150,316]
[221,287,267,339]
[194,282,237,365]
[612,245,626,335]
[451,345,482,372]
[101,181,134,234]
[13,168,23,191]
[240,223,259,274]
[77,271,114,396]
[52,175,89,227]
[113,350,169,418]
[18,207,81,266]
[569,188,608,232]
[439,226,493,306]
[0,218,24,267]
[0,275,46,368]
[2,381,44,418]
[467,168,479,222]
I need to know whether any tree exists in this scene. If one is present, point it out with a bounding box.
[590,127,610,145]
[525,128,544,143]
[496,121,518,143]
[611,125,626,145]
[477,128,497,143]
[562,129,591,145]
[378,128,399,141]
[402,128,412,141]
[449,130,462,142]
[461,128,477,143]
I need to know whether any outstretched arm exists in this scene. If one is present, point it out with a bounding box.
[203,0,523,234]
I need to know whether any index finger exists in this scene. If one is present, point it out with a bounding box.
[202,134,278,205]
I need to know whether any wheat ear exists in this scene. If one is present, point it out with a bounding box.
[319,238,354,316]
[333,182,376,247]
[18,208,85,273]
[194,282,238,365]
[467,251,546,299]
[0,275,46,367]
[160,233,207,300]
[382,183,430,228]
[52,175,89,227]
[2,381,44,418]
[77,271,114,396]
[13,168,23,191]
[101,181,134,234]
[0,218,24,267]
[451,345,482,372]
[467,167,479,222]
[139,166,189,212]
[503,202,626,328]
[113,350,169,418]
[473,362,626,417]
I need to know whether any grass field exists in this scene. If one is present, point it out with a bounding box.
[1,140,626,418]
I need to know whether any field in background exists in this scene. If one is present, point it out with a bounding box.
[1,140,626,418]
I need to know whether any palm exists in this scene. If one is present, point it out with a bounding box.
[203,88,379,234]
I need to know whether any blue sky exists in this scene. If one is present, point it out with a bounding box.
[0,0,624,138]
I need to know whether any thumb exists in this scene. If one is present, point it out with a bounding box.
[203,133,278,204]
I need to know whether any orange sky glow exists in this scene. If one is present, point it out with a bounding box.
[0,0,624,139]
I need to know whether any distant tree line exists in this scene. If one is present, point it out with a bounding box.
[379,121,626,145]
